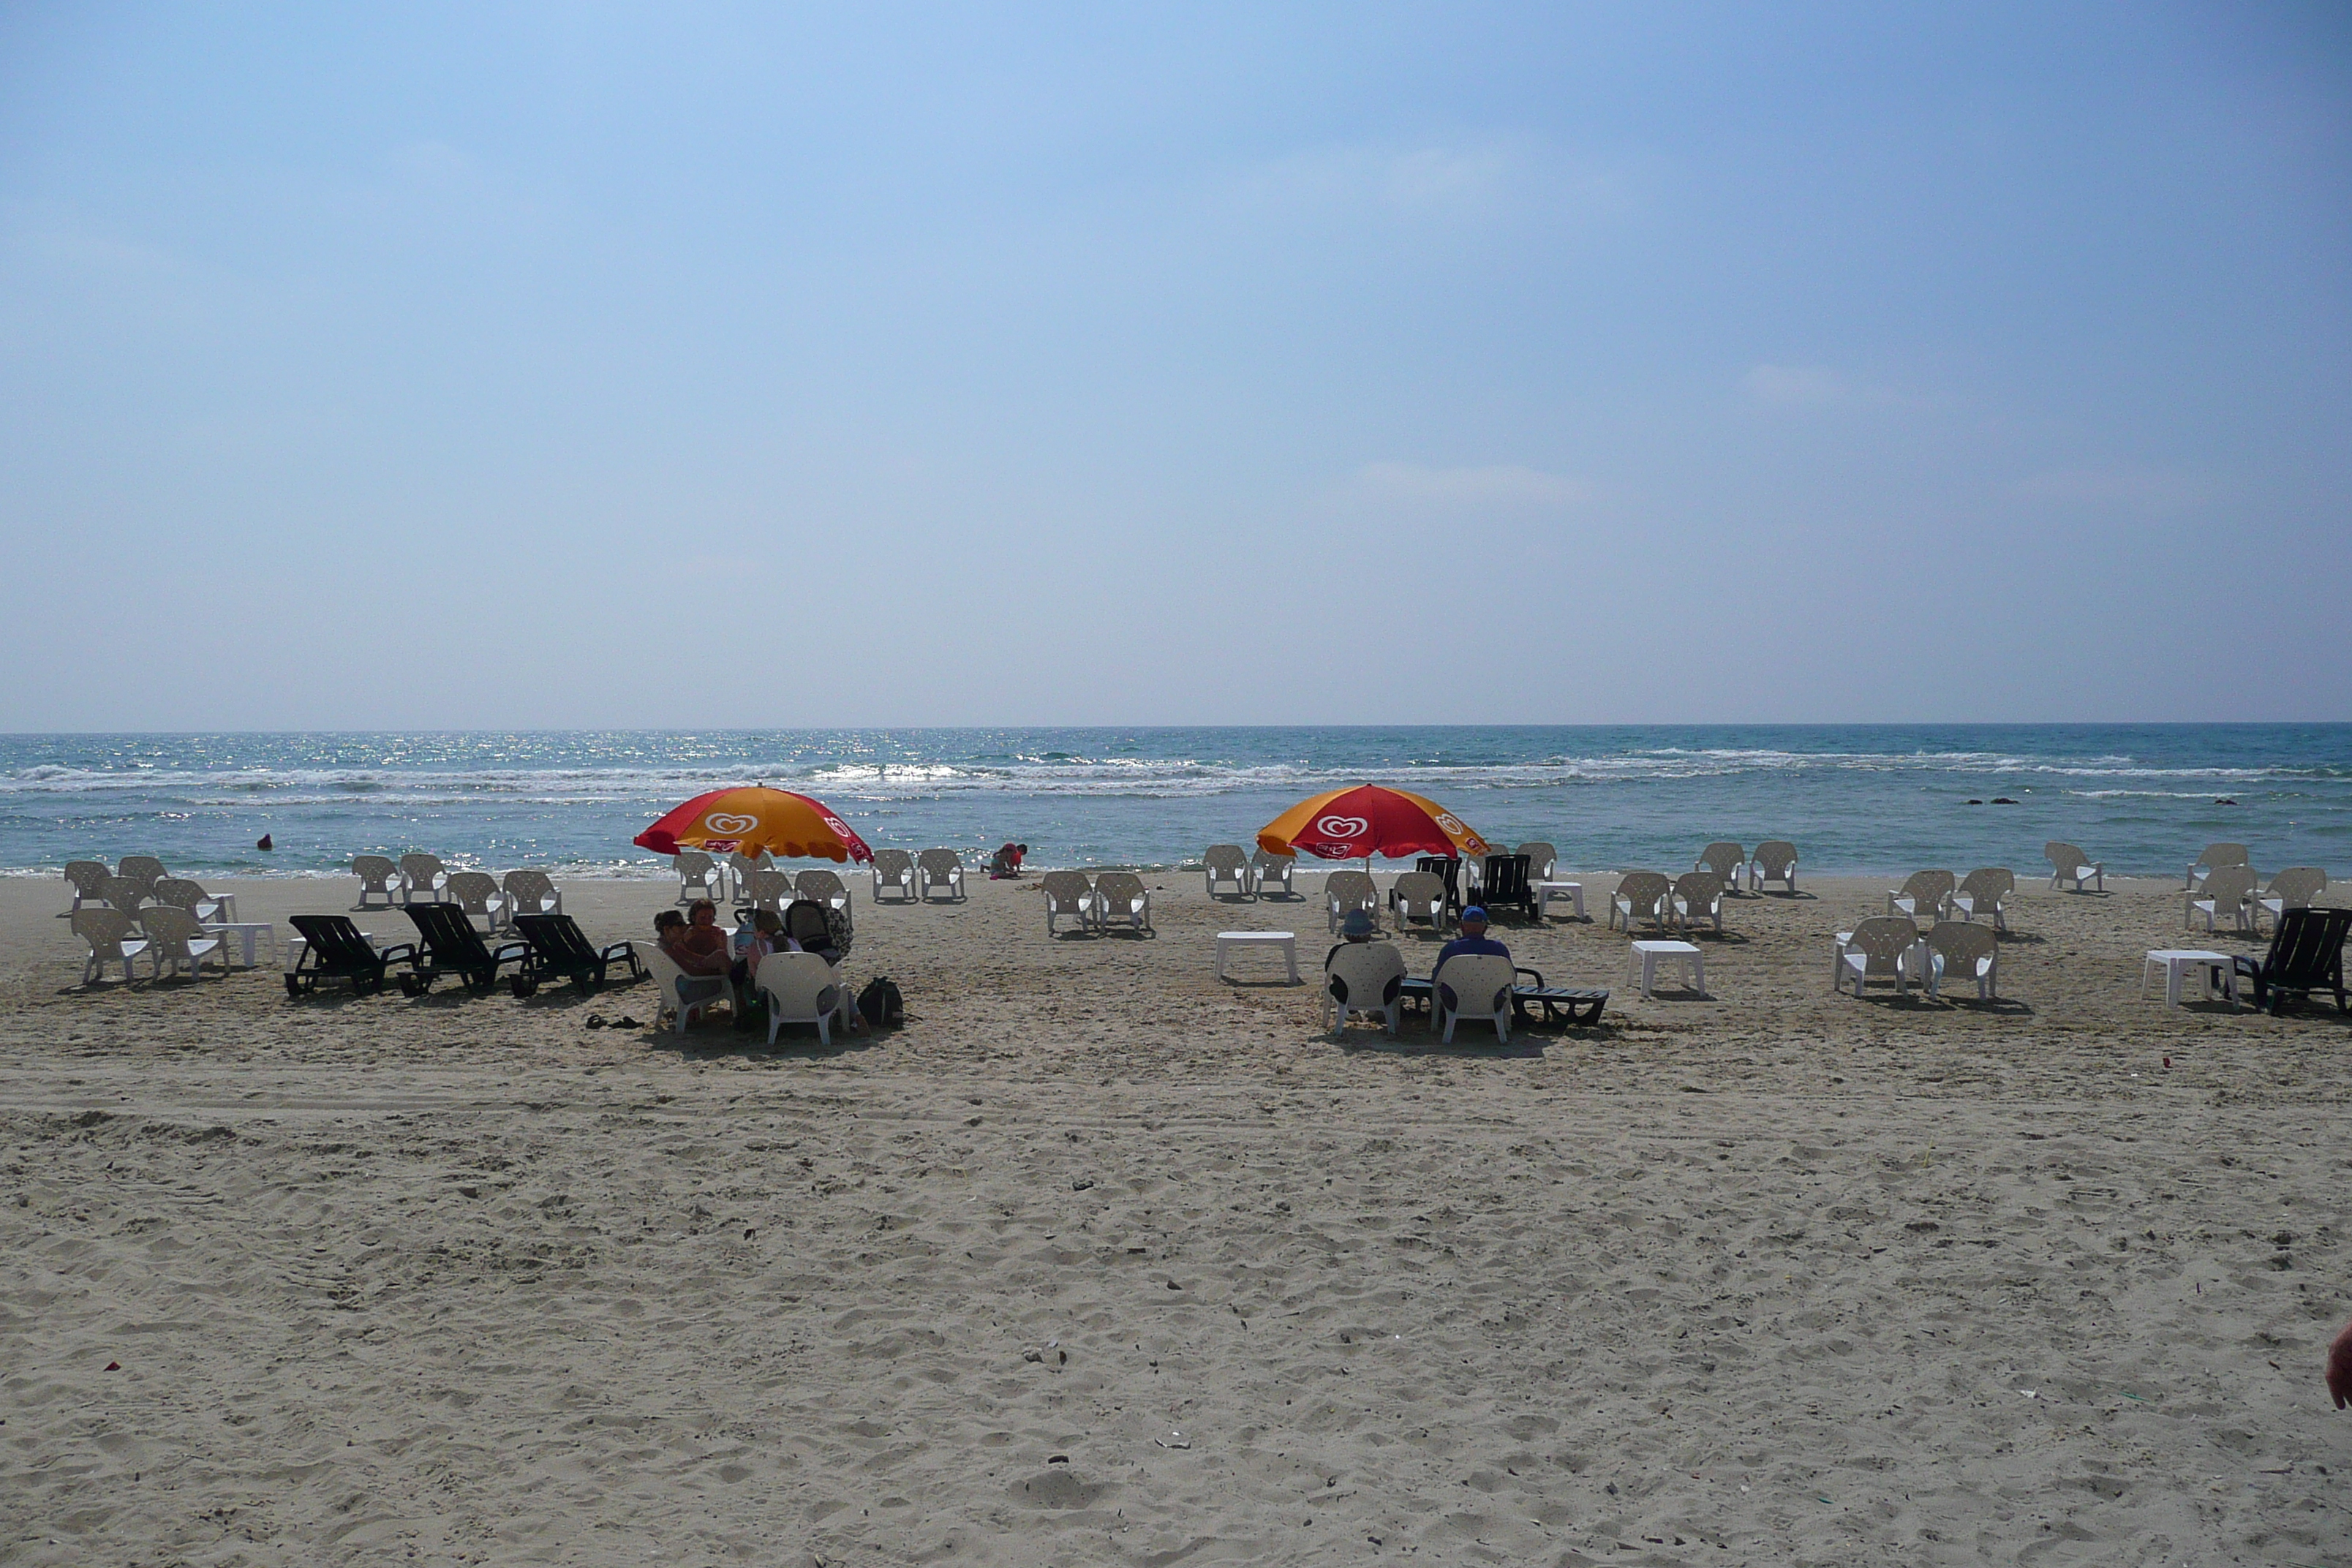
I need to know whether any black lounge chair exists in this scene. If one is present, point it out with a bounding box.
[1397,966,1607,1028]
[400,902,531,995]
[2233,907,2351,1017]
[285,915,418,998]
[510,913,644,997]
[1476,853,1539,923]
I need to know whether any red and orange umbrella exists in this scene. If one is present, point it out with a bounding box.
[1257,784,1488,863]
[633,785,872,864]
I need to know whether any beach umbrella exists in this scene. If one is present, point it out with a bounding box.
[633,785,873,864]
[1256,784,1490,863]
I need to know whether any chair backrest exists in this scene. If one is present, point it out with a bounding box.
[1957,867,2013,907]
[2194,843,2250,871]
[1095,871,1147,911]
[639,943,702,1010]
[515,913,596,967]
[72,907,137,957]
[1698,842,1744,880]
[1433,952,1516,1016]
[502,869,557,913]
[727,851,769,883]
[64,861,111,897]
[353,854,398,889]
[445,870,502,913]
[756,951,841,1016]
[1847,916,1918,973]
[2262,907,2352,985]
[1040,870,1093,911]
[400,852,447,888]
[871,848,915,881]
[1326,941,1406,1003]
[1897,870,1956,913]
[747,868,796,910]
[1326,870,1376,904]
[1673,870,1724,909]
[407,902,493,965]
[1251,849,1295,886]
[783,899,834,949]
[1481,854,1533,902]
[117,856,168,890]
[1514,843,1558,881]
[99,875,149,914]
[917,848,963,875]
[795,868,846,904]
[151,877,211,913]
[2199,864,2260,908]
[1614,870,1670,913]
[2266,867,2328,909]
[1392,870,1445,908]
[139,904,205,957]
[675,851,717,882]
[1205,844,1250,876]
[1752,842,1798,876]
[2044,841,2089,872]
[290,913,382,970]
[1926,918,1995,965]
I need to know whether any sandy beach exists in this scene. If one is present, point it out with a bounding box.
[3,868,2348,1565]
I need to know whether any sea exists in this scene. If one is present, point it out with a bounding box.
[1,726,2344,881]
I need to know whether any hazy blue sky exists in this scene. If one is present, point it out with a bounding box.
[3,3,2346,728]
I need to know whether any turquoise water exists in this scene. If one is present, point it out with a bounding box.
[0,726,2343,878]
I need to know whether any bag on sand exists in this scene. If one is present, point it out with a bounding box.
[856,976,904,1029]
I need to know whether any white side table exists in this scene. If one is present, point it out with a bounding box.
[2141,949,2238,1010]
[200,921,275,968]
[1537,881,1586,920]
[1629,939,1706,999]
[1216,931,1300,984]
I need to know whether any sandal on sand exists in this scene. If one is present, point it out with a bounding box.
[585,1014,607,1030]
[614,1015,642,1029]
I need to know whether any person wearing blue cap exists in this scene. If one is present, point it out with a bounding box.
[1436,905,1511,969]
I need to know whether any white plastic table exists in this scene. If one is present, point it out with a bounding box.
[1629,939,1706,999]
[1216,931,1300,984]
[2141,949,2239,1010]
[1537,881,1586,920]
[200,921,275,968]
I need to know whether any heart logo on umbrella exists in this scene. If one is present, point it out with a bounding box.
[1434,813,1466,834]
[703,813,760,835]
[1315,815,1371,839]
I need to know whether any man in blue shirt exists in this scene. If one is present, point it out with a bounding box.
[1436,905,1510,968]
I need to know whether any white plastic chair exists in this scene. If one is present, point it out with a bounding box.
[63,861,111,914]
[1607,871,1670,932]
[642,944,731,1035]
[916,849,966,902]
[99,875,150,920]
[2044,842,2103,892]
[1094,872,1153,934]
[725,851,772,902]
[2187,864,2259,933]
[1203,845,1253,900]
[870,849,918,903]
[1695,842,1746,893]
[73,908,154,985]
[1923,921,1998,1001]
[2186,842,2249,892]
[151,877,228,925]
[1250,849,1295,897]
[1835,917,1921,998]
[2255,867,2328,935]
[1434,952,1515,1044]
[1041,870,1096,935]
[674,851,725,906]
[398,853,450,906]
[1948,868,2013,932]
[755,951,849,1047]
[116,856,169,894]
[1389,870,1450,933]
[502,869,562,920]
[348,854,399,910]
[1888,870,1955,922]
[745,868,796,914]
[1323,941,1407,1036]
[140,905,232,981]
[794,868,851,916]
[1515,843,1558,883]
[1667,871,1727,934]
[444,870,509,933]
[1749,842,1799,894]
[1324,870,1379,935]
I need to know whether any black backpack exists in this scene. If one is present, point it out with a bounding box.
[856,976,904,1029]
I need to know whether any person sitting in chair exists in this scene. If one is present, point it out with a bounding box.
[659,902,743,983]
[1436,906,1510,968]
[1324,907,1383,969]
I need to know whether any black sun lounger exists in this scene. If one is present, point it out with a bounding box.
[285,914,419,998]
[510,913,643,997]
[400,902,532,995]
[1477,853,1539,923]
[1397,967,1607,1027]
[2233,906,2351,1017]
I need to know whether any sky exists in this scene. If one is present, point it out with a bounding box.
[1,2,2348,730]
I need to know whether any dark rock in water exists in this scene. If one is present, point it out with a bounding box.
[1990,797,2019,805]
[256,834,274,851]
[2215,798,2236,806]
[1966,799,1983,806]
